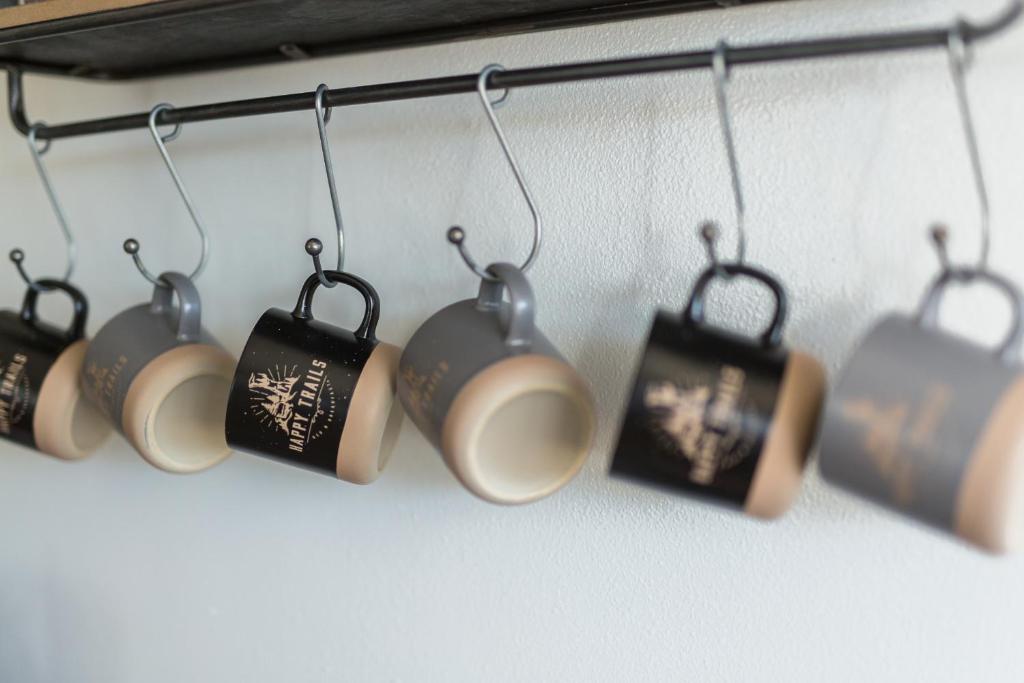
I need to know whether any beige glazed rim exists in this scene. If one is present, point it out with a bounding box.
[335,342,404,485]
[954,375,1024,554]
[441,354,596,505]
[122,343,235,474]
[33,339,112,460]
[745,350,826,520]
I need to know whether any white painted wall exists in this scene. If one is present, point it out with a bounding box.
[1,0,1023,680]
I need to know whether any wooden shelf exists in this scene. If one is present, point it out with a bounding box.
[0,0,773,80]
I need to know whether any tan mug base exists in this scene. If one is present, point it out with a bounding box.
[955,376,1024,554]
[746,351,827,519]
[336,342,404,484]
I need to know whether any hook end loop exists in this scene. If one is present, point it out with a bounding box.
[305,238,335,288]
[446,226,466,246]
[9,248,41,290]
[305,237,324,257]
[930,224,953,272]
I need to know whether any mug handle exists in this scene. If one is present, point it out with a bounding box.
[683,263,788,348]
[291,270,381,342]
[20,279,88,343]
[150,271,202,343]
[916,266,1024,364]
[476,262,535,350]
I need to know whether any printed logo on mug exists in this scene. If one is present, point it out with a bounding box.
[820,266,1024,553]
[610,263,826,518]
[81,271,235,474]
[225,269,403,484]
[0,279,110,460]
[398,262,596,505]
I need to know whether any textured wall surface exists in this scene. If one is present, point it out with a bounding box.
[1,1,1023,681]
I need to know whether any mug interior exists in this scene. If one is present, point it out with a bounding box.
[69,395,110,454]
[474,389,591,501]
[34,339,112,460]
[153,374,232,470]
[443,354,595,505]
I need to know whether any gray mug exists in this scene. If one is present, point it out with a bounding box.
[820,267,1024,553]
[398,262,595,505]
[81,271,236,474]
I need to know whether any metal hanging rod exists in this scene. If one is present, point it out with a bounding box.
[4,2,1021,142]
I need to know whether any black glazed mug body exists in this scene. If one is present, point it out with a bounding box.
[0,279,109,459]
[610,264,825,518]
[225,270,402,484]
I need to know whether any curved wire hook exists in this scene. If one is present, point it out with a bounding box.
[703,41,747,268]
[308,83,345,288]
[123,103,209,285]
[9,123,77,290]
[938,21,990,271]
[447,64,541,282]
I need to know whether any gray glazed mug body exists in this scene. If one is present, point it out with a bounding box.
[820,267,1024,552]
[398,262,595,504]
[81,271,235,473]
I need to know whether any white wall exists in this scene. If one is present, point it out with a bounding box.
[1,1,1023,680]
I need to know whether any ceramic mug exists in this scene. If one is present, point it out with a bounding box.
[81,271,235,473]
[610,263,826,518]
[225,270,403,484]
[820,267,1024,553]
[0,279,110,460]
[398,262,595,505]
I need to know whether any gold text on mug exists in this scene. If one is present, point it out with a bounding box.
[842,383,953,507]
[401,361,449,425]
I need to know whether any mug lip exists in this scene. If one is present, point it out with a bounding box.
[122,342,235,474]
[441,353,595,505]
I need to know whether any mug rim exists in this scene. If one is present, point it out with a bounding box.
[441,353,595,505]
[122,342,235,474]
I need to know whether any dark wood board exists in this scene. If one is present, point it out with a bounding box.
[0,0,774,80]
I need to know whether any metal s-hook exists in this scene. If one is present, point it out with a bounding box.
[123,103,209,285]
[308,83,344,287]
[940,20,990,271]
[703,41,747,268]
[9,123,76,290]
[448,63,541,282]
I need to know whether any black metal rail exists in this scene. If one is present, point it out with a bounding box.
[4,1,1021,142]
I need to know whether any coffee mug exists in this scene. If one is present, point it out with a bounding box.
[0,279,110,460]
[820,267,1024,553]
[225,270,403,484]
[610,263,826,518]
[81,271,235,474]
[398,262,595,505]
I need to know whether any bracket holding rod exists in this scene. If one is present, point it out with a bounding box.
[3,1,1021,141]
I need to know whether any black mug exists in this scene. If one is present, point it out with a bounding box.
[0,279,110,460]
[610,264,826,518]
[225,270,403,484]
